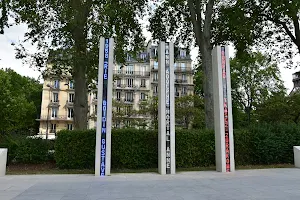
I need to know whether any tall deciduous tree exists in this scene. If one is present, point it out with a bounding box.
[230,52,286,124]
[0,69,42,134]
[217,0,300,67]
[149,0,216,129]
[1,0,147,130]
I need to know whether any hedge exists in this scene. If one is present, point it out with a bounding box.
[54,124,300,169]
[0,134,53,164]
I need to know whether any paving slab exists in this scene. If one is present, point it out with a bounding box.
[0,168,300,200]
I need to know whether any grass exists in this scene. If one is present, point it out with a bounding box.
[6,163,295,175]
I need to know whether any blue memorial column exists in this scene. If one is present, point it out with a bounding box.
[95,38,114,176]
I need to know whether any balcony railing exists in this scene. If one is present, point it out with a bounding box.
[66,100,74,106]
[124,99,134,103]
[113,70,150,76]
[38,115,73,121]
[175,79,188,83]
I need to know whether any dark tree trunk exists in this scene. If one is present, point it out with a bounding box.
[201,45,214,130]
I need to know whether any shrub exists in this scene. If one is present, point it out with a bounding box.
[15,138,51,164]
[0,134,54,164]
[54,123,300,170]
[54,129,96,169]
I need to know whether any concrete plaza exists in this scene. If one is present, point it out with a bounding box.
[1,168,300,200]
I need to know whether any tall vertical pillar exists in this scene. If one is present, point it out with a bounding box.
[212,46,235,173]
[158,41,176,175]
[95,38,114,176]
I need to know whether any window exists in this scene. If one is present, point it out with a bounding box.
[125,106,132,115]
[116,79,121,87]
[125,120,131,127]
[116,65,122,74]
[153,73,158,81]
[51,108,58,118]
[93,91,97,99]
[181,63,186,71]
[127,54,131,61]
[51,124,57,132]
[154,86,158,94]
[140,93,146,100]
[69,93,74,103]
[141,79,146,87]
[116,92,121,101]
[69,80,74,89]
[182,74,187,82]
[154,61,158,69]
[140,65,147,76]
[127,79,134,87]
[126,65,134,75]
[94,105,97,114]
[180,49,186,57]
[67,124,73,131]
[116,107,121,113]
[67,108,74,119]
[174,63,178,69]
[182,87,187,95]
[53,93,59,102]
[125,92,134,102]
[115,121,121,128]
[54,80,60,89]
[140,53,147,60]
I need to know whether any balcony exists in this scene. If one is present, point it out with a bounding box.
[124,99,134,104]
[49,100,59,107]
[174,68,193,74]
[37,115,73,121]
[113,70,150,77]
[66,100,74,107]
[175,79,188,84]
[114,84,138,90]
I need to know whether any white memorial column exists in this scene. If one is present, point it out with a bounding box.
[158,41,176,175]
[95,38,114,176]
[212,46,235,172]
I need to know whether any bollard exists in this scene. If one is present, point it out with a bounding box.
[0,148,8,176]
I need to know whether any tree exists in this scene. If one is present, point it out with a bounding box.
[230,52,286,125]
[257,92,300,124]
[1,0,147,130]
[0,69,42,134]
[217,1,300,67]
[175,95,204,129]
[149,0,217,129]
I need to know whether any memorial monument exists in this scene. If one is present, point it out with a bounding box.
[212,46,235,172]
[158,41,176,175]
[95,38,114,176]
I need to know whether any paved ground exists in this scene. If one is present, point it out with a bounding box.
[1,168,300,200]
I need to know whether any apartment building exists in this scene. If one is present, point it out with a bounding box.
[38,43,194,137]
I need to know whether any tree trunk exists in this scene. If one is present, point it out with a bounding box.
[201,47,214,130]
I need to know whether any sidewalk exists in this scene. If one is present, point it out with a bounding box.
[1,168,300,200]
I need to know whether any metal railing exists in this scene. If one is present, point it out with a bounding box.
[38,115,73,121]
[113,70,150,76]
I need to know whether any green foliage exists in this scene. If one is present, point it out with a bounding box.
[111,129,158,169]
[175,95,205,129]
[234,123,300,165]
[218,1,300,67]
[230,52,286,125]
[0,134,53,164]
[0,69,42,133]
[15,138,51,164]
[54,129,96,169]
[176,129,215,168]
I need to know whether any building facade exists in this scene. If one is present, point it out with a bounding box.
[37,43,194,137]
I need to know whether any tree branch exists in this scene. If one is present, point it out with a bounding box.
[187,0,203,46]
[203,0,214,41]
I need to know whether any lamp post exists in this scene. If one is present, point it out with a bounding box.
[46,83,53,140]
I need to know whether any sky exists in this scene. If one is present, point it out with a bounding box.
[0,21,299,93]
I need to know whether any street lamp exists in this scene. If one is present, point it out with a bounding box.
[45,83,53,140]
